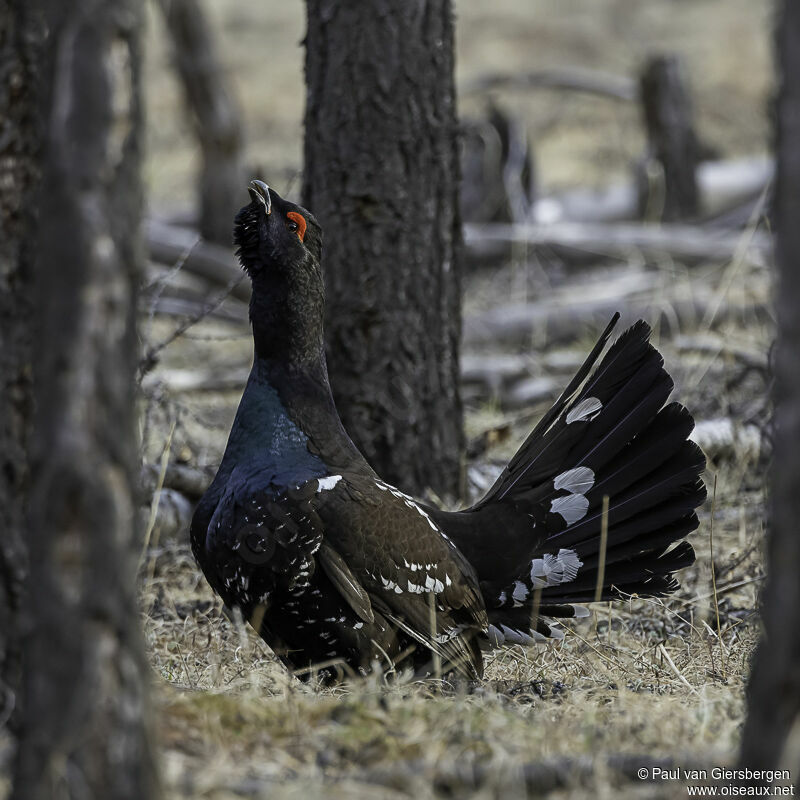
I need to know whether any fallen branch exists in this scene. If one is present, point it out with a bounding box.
[140,295,246,326]
[145,218,251,303]
[532,156,773,225]
[673,334,769,372]
[463,295,772,348]
[464,220,772,266]
[460,353,535,391]
[141,462,215,501]
[461,67,636,102]
[141,366,250,393]
[691,419,763,463]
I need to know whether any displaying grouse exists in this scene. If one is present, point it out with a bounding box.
[190,179,706,681]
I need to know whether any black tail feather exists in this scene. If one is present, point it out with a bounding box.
[444,317,707,645]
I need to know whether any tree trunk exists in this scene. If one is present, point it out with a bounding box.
[303,0,464,499]
[0,0,41,732]
[159,0,244,244]
[638,55,700,221]
[738,0,800,783]
[11,1,160,797]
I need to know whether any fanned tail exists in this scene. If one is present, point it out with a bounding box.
[438,316,707,645]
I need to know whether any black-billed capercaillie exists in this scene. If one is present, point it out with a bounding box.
[190,180,706,681]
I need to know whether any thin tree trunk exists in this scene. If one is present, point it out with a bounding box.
[0,0,41,732]
[11,1,160,797]
[303,0,464,498]
[639,55,700,221]
[738,0,800,782]
[158,0,244,244]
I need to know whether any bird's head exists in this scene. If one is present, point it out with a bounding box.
[234,180,326,366]
[234,180,323,280]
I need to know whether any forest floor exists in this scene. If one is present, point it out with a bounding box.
[132,1,779,798]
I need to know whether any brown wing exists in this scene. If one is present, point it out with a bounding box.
[312,473,488,677]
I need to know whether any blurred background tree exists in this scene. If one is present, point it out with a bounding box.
[3,1,161,798]
[738,0,800,780]
[303,0,465,499]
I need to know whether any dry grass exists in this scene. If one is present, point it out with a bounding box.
[141,467,763,798]
[139,252,772,796]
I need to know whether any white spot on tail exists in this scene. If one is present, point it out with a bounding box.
[530,548,583,587]
[512,581,529,606]
[317,475,342,492]
[550,493,590,525]
[566,397,603,424]
[553,466,595,494]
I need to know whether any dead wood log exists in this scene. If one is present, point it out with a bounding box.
[463,294,772,348]
[673,334,769,372]
[691,419,763,463]
[463,220,771,265]
[141,366,250,393]
[460,353,535,392]
[534,156,773,226]
[140,295,247,326]
[462,67,636,102]
[141,462,215,502]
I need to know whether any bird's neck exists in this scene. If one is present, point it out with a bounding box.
[221,344,371,483]
[249,282,325,367]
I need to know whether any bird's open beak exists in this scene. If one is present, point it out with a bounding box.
[248,179,272,215]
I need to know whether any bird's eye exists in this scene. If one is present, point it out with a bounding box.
[285,211,307,242]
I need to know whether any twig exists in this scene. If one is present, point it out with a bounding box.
[140,419,176,572]
[708,474,726,678]
[594,495,610,603]
[428,592,442,680]
[657,643,697,695]
[139,274,246,378]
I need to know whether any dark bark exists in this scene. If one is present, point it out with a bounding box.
[11,1,160,798]
[0,1,41,732]
[303,0,464,498]
[158,0,244,244]
[639,55,700,221]
[738,0,800,782]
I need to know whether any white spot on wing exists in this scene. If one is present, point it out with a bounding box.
[512,581,528,606]
[381,575,403,594]
[550,493,589,525]
[566,397,603,424]
[317,475,342,492]
[553,466,595,494]
[375,480,439,531]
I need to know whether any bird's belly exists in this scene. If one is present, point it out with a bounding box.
[238,571,401,681]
